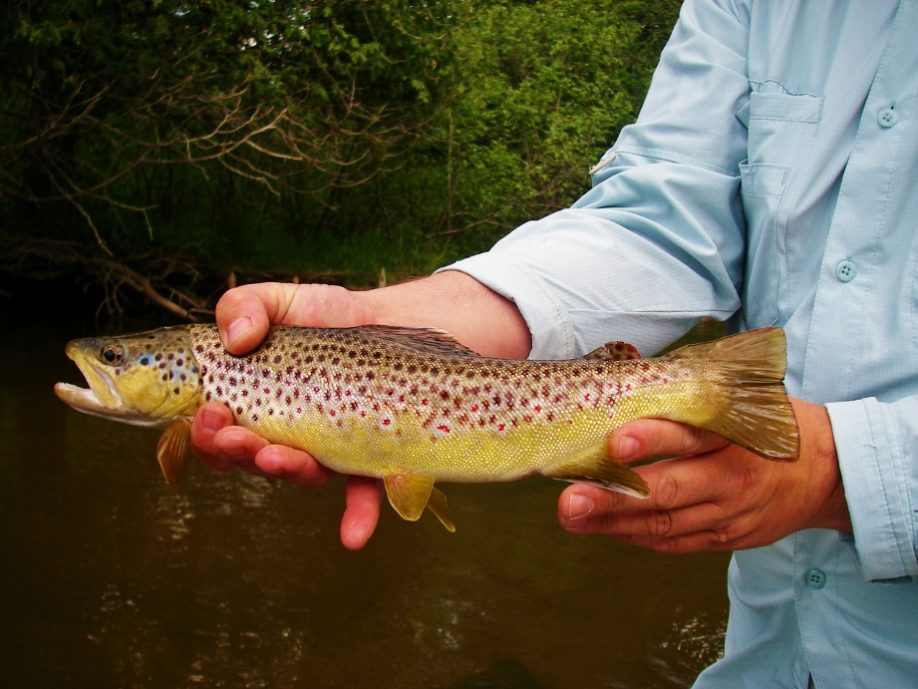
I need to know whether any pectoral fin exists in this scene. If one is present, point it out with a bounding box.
[156,418,192,490]
[384,474,456,532]
[545,444,649,499]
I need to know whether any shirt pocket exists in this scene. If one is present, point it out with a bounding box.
[738,90,823,327]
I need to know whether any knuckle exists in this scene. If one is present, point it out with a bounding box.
[680,424,706,454]
[215,286,249,315]
[652,472,679,509]
[730,462,760,495]
[646,509,672,537]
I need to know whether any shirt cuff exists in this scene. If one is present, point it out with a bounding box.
[826,398,917,580]
[435,251,576,360]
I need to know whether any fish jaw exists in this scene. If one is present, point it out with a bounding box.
[53,381,168,427]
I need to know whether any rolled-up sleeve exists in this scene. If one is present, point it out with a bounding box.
[440,0,752,358]
[827,398,918,580]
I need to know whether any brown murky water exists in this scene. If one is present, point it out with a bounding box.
[1,326,729,689]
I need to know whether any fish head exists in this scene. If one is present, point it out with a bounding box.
[55,327,202,427]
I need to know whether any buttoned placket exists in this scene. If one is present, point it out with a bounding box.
[794,1,918,683]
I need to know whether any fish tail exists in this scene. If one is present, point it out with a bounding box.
[666,327,799,460]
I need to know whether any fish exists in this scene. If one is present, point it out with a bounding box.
[55,324,799,531]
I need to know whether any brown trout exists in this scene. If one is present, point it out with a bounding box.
[55,325,798,531]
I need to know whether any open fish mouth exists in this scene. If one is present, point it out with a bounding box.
[54,381,109,412]
[55,341,132,418]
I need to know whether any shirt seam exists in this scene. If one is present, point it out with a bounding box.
[612,146,740,176]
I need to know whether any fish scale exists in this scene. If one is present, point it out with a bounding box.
[56,324,800,532]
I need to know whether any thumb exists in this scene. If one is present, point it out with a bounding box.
[215,283,294,354]
[609,418,728,463]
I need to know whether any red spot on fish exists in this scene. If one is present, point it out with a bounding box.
[470,403,479,412]
[436,424,450,433]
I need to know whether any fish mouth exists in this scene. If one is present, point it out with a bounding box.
[55,341,126,415]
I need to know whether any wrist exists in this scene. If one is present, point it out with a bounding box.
[797,400,852,533]
[354,271,531,358]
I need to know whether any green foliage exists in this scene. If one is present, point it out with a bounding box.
[0,0,681,302]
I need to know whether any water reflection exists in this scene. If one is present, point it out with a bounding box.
[1,327,728,689]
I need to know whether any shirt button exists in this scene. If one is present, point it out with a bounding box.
[836,260,857,282]
[805,568,827,589]
[878,107,899,128]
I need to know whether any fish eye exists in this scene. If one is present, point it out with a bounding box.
[99,343,124,366]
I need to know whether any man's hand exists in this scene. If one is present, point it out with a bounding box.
[191,282,383,550]
[557,398,852,552]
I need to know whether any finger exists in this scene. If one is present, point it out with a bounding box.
[558,483,737,551]
[215,284,287,353]
[211,425,271,474]
[570,499,731,542]
[618,527,736,554]
[558,455,742,524]
[340,476,383,550]
[190,402,236,471]
[253,444,334,488]
[608,418,729,463]
[215,282,377,353]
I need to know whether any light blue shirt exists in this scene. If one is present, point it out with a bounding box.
[442,1,918,686]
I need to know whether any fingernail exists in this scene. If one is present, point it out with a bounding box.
[225,317,253,347]
[566,493,594,520]
[200,409,226,432]
[616,435,640,460]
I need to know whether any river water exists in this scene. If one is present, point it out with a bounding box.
[1,325,729,689]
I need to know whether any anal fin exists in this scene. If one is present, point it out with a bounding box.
[545,444,649,499]
[425,487,456,533]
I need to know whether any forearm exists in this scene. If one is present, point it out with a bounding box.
[357,270,531,359]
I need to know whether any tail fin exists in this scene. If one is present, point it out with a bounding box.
[665,327,799,460]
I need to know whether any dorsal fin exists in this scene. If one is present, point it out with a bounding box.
[582,341,641,361]
[353,325,480,358]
